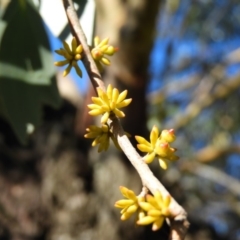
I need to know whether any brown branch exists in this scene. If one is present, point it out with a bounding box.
[111,117,189,240]
[62,1,189,239]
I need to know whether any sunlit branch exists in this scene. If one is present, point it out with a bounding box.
[61,1,189,239]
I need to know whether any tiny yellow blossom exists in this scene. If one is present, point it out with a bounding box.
[84,124,121,152]
[137,191,171,231]
[54,37,83,77]
[88,84,132,123]
[91,36,118,71]
[135,126,179,169]
[115,186,145,221]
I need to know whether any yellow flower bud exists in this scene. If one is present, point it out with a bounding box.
[91,36,117,70]
[107,84,113,99]
[74,54,81,60]
[121,212,132,220]
[72,61,83,78]
[148,209,162,217]
[150,125,160,146]
[138,211,146,220]
[113,108,125,118]
[100,57,111,65]
[137,216,155,225]
[87,104,101,110]
[159,158,168,170]
[92,97,103,105]
[126,204,138,214]
[55,49,66,56]
[94,36,100,46]
[152,218,164,231]
[138,202,152,212]
[117,90,128,103]
[112,88,119,103]
[98,37,109,47]
[155,142,169,157]
[135,136,152,147]
[137,144,153,153]
[161,129,176,143]
[146,194,160,209]
[54,59,69,67]
[100,45,108,52]
[54,38,83,78]
[110,101,116,110]
[104,46,116,55]
[63,41,72,55]
[101,112,110,123]
[89,109,104,116]
[101,105,110,112]
[143,152,156,164]
[71,37,78,54]
[75,45,83,54]
[116,99,132,108]
[63,63,72,77]
[115,199,135,208]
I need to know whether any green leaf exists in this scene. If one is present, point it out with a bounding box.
[0,0,61,144]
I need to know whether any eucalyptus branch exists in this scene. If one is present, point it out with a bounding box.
[61,0,189,239]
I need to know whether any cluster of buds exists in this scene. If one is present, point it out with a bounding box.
[54,36,117,77]
[115,186,171,231]
[84,123,120,152]
[114,186,145,221]
[88,84,132,124]
[135,126,179,169]
[54,35,181,233]
[54,37,83,77]
[91,36,118,71]
[137,191,171,231]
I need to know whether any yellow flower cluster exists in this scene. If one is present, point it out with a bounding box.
[88,84,132,124]
[54,36,117,76]
[115,187,171,231]
[54,37,83,77]
[135,126,179,169]
[114,186,145,221]
[137,191,171,231]
[91,36,118,71]
[84,123,120,152]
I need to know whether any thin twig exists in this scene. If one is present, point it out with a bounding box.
[62,0,105,91]
[62,1,189,239]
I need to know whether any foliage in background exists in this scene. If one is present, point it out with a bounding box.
[148,0,240,238]
[0,0,61,144]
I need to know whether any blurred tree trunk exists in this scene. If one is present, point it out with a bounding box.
[95,0,161,137]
